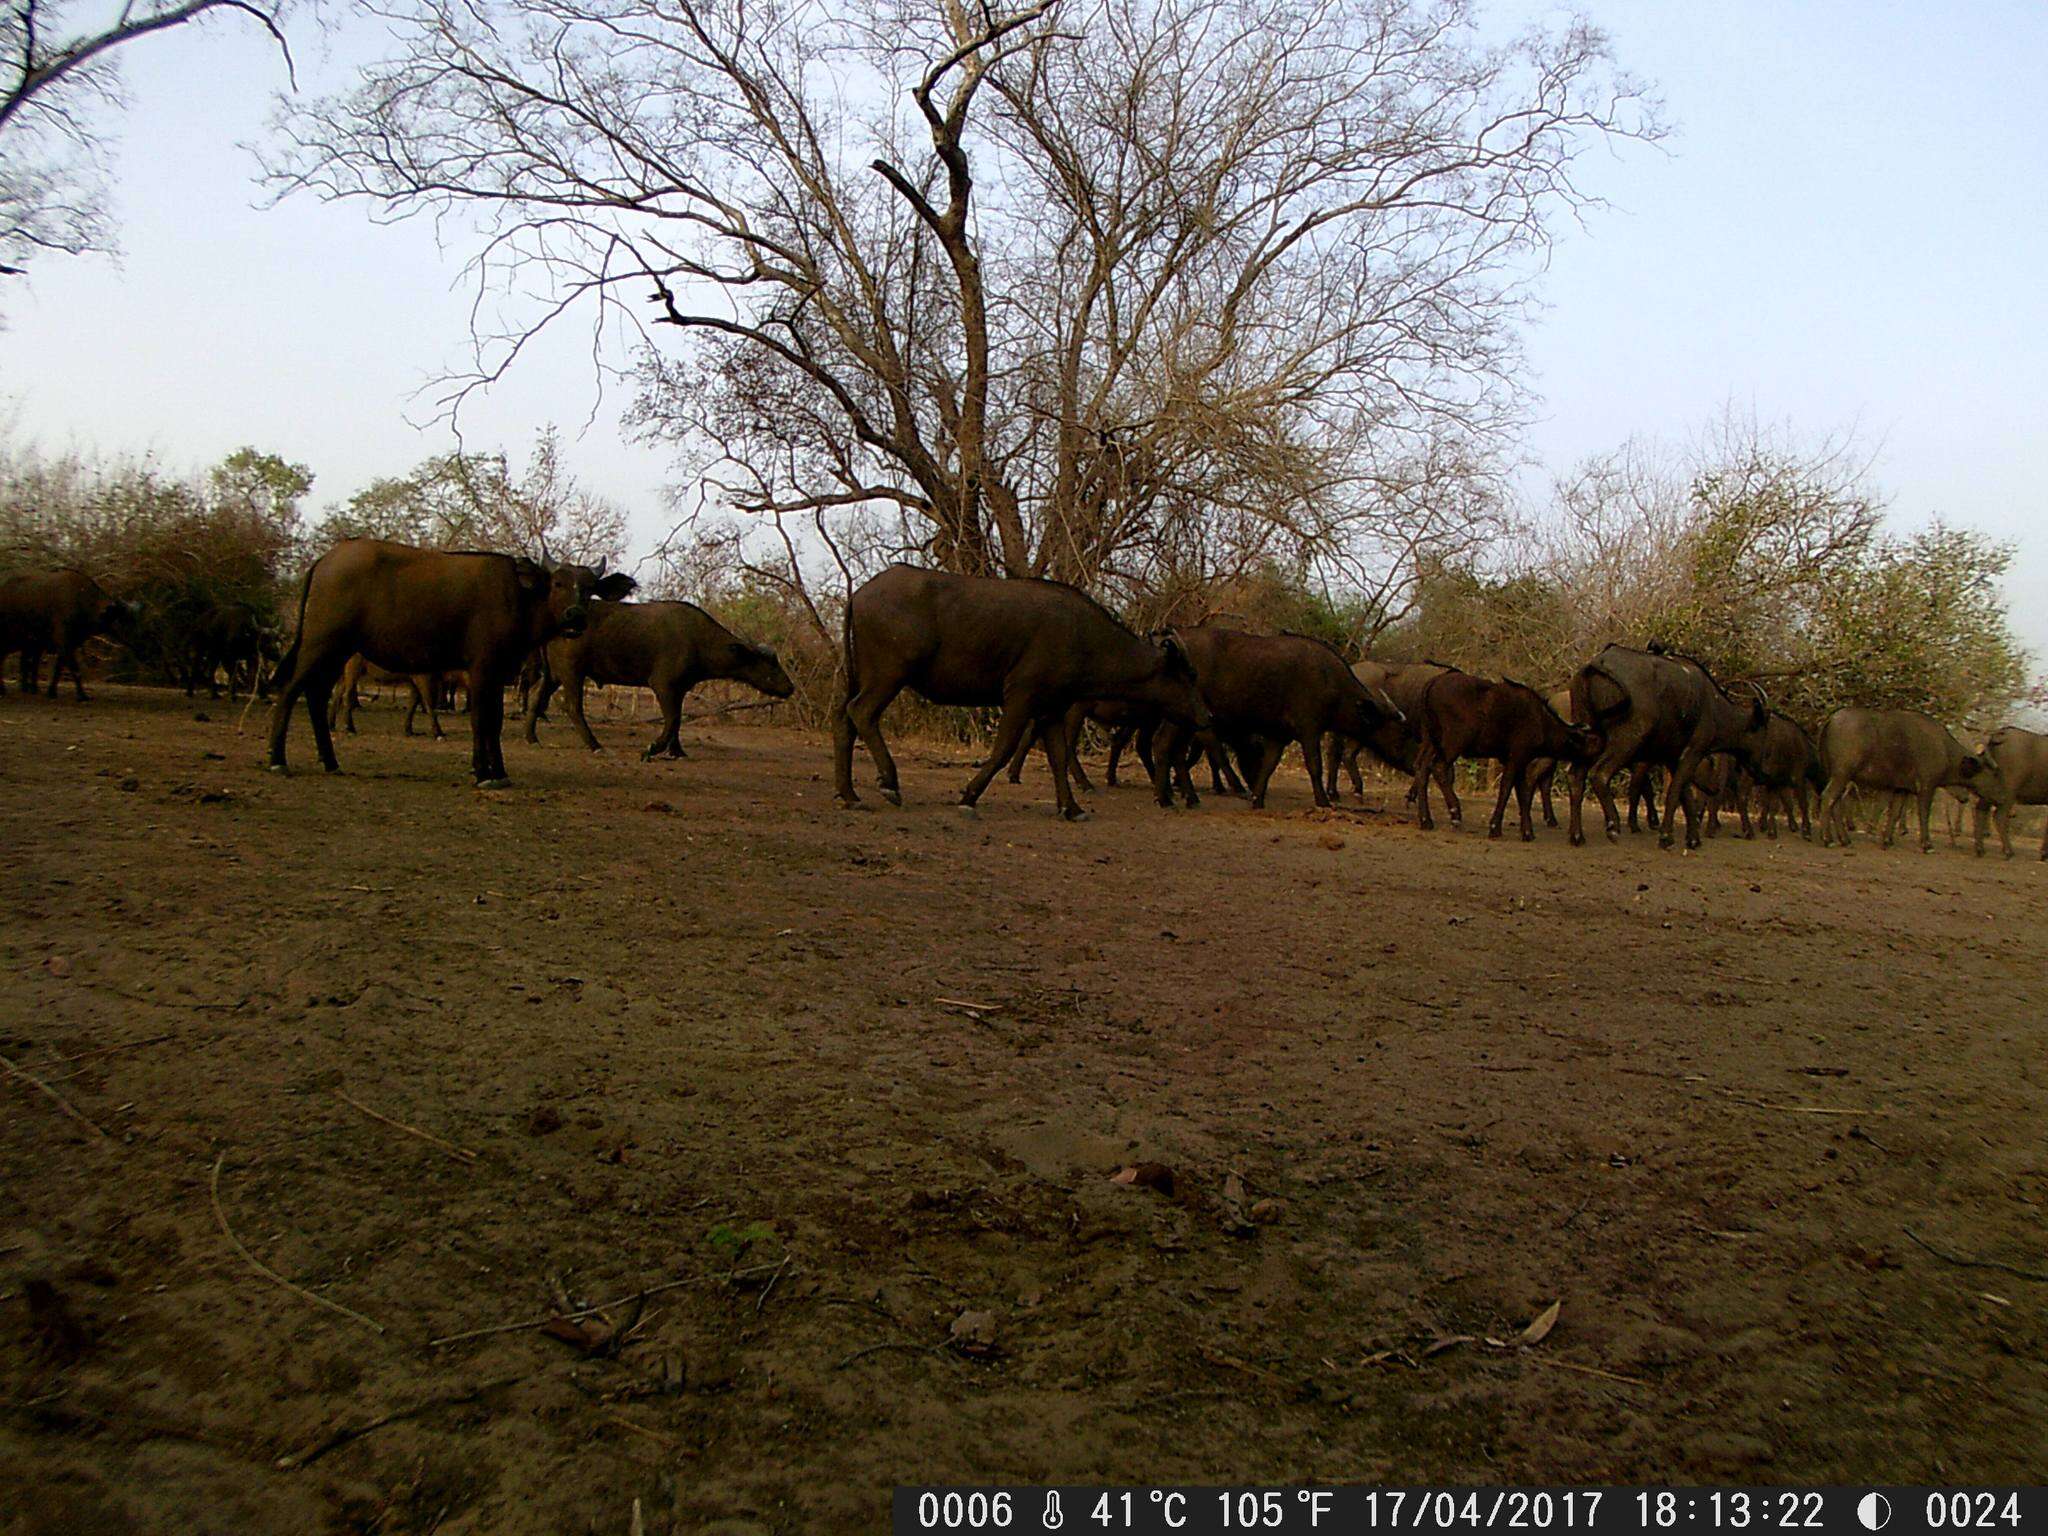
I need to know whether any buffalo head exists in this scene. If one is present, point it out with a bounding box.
[517,558,636,641]
[739,642,796,700]
[1154,632,1213,731]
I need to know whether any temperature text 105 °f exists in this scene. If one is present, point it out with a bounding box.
[1088,1491,1336,1528]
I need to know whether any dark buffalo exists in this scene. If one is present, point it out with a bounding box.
[834,565,1208,818]
[1971,725,2048,860]
[1167,627,1399,810]
[526,600,793,760]
[181,599,273,700]
[0,569,130,700]
[266,539,633,786]
[1743,712,1825,840]
[1411,672,1602,839]
[1816,707,1999,852]
[329,654,451,739]
[1566,643,1770,850]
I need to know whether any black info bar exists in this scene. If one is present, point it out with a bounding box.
[894,1488,2041,1536]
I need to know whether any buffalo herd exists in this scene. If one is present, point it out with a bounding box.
[3,547,2043,860]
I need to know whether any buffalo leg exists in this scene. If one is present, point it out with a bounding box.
[1246,737,1286,809]
[20,649,40,693]
[422,676,446,741]
[561,675,603,752]
[1300,731,1329,809]
[958,696,1038,807]
[52,644,88,700]
[1411,737,1438,830]
[1486,760,1515,839]
[1662,747,1711,850]
[1914,786,1936,853]
[303,661,344,774]
[523,672,559,743]
[1005,722,1039,784]
[1512,761,1538,841]
[468,666,507,784]
[645,682,687,760]
[846,682,905,806]
[1042,713,1086,820]
[1817,773,1855,847]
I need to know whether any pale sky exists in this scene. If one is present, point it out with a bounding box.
[2,0,2043,660]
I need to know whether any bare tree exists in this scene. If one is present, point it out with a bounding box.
[1,0,298,279]
[268,0,1658,605]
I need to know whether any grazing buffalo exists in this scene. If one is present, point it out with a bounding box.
[0,569,130,700]
[1411,672,1602,839]
[1816,707,1998,852]
[526,600,793,760]
[266,539,634,786]
[1566,644,1770,850]
[1324,659,1457,810]
[1168,627,1400,810]
[1971,725,2048,860]
[834,565,1209,818]
[329,655,451,738]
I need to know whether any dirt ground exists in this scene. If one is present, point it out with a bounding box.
[2,685,2045,1534]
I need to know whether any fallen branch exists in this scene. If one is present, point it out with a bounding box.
[1903,1226,2048,1284]
[0,1052,112,1140]
[834,1340,948,1370]
[275,1373,527,1469]
[209,1154,386,1334]
[680,698,782,725]
[429,1262,783,1348]
[337,1089,478,1164]
[1527,1355,1650,1388]
[76,980,248,1013]
[56,1033,175,1066]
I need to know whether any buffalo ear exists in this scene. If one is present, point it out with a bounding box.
[1961,754,1984,778]
[514,558,550,596]
[593,572,637,601]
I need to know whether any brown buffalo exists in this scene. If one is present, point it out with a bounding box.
[1566,643,1771,850]
[1970,725,2048,860]
[1816,707,1999,852]
[266,539,633,786]
[526,600,793,760]
[1168,627,1400,810]
[1411,672,1602,839]
[834,565,1209,818]
[1324,659,1457,811]
[0,569,130,700]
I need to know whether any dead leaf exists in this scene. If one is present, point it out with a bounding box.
[1519,1299,1561,1347]
[1109,1163,1175,1195]
[1422,1334,1475,1358]
[1318,832,1345,851]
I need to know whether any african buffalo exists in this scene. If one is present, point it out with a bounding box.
[1816,707,1999,852]
[1411,672,1602,839]
[1168,628,1400,810]
[833,565,1209,818]
[526,600,793,760]
[1566,644,1770,850]
[0,569,130,700]
[1744,712,1825,840]
[266,539,634,786]
[1324,659,1457,811]
[329,655,451,739]
[1971,725,2048,860]
[181,599,273,700]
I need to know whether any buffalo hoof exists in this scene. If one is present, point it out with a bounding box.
[955,802,980,819]
[834,793,867,810]
[1487,827,1502,840]
[322,764,343,776]
[476,777,513,791]
[1569,831,1584,847]
[266,763,289,776]
[880,786,902,807]
[1060,806,1091,822]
